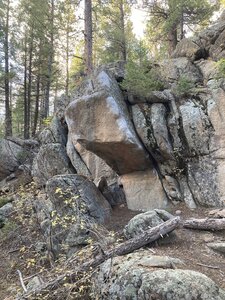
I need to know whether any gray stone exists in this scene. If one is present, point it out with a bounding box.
[26,276,43,291]
[73,141,116,185]
[173,16,225,62]
[187,157,222,207]
[151,103,174,160]
[172,38,203,61]
[0,139,25,180]
[119,170,168,211]
[45,174,111,253]
[66,134,91,178]
[158,57,202,86]
[127,89,174,104]
[39,116,67,146]
[179,100,211,156]
[0,202,13,218]
[97,177,126,206]
[123,211,163,239]
[32,143,75,186]
[92,251,225,300]
[0,202,13,227]
[65,69,151,175]
[132,103,174,161]
[207,242,225,254]
[154,209,175,221]
[46,174,111,223]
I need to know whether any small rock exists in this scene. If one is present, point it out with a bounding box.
[26,276,43,291]
[35,242,47,253]
[175,210,182,215]
[123,211,163,239]
[202,233,214,243]
[208,209,225,218]
[123,210,177,245]
[207,242,225,254]
[154,209,175,221]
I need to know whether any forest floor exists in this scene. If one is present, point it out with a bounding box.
[1,197,225,299]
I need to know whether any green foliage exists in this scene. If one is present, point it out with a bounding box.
[42,116,53,127]
[216,58,225,78]
[0,220,16,234]
[0,119,4,138]
[174,75,195,96]
[144,0,219,55]
[0,196,12,208]
[121,60,164,96]
[94,0,136,64]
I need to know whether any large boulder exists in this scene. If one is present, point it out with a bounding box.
[92,251,225,299]
[173,13,225,61]
[66,70,151,175]
[179,100,211,156]
[119,170,168,211]
[72,141,116,185]
[44,175,111,254]
[32,143,75,186]
[38,116,67,146]
[124,210,166,239]
[158,57,202,86]
[0,138,36,181]
[132,103,174,161]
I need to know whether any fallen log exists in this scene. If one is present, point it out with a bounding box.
[19,217,180,299]
[183,218,225,231]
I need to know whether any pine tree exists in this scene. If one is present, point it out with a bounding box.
[94,0,135,64]
[84,0,93,73]
[0,0,13,137]
[143,0,220,56]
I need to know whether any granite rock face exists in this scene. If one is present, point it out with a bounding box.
[92,251,225,300]
[63,52,225,209]
[65,70,151,176]
[38,16,225,211]
[32,143,75,186]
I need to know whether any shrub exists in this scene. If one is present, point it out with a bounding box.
[216,58,225,78]
[0,196,12,208]
[175,75,195,96]
[121,60,164,96]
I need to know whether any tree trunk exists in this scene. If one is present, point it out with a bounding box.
[23,36,29,139]
[65,23,69,99]
[32,73,40,137]
[4,0,12,137]
[84,0,93,74]
[119,0,127,61]
[26,29,34,139]
[168,25,178,55]
[43,0,54,119]
[180,1,184,40]
[184,218,225,231]
[168,0,178,56]
[18,217,180,299]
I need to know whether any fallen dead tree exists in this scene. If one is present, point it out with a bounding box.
[18,216,180,299]
[183,218,225,231]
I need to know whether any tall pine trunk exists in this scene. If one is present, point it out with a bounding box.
[84,0,93,74]
[168,25,178,55]
[26,29,34,139]
[43,0,54,119]
[23,36,29,139]
[32,72,40,137]
[65,23,69,98]
[119,0,127,61]
[168,0,178,56]
[4,0,12,137]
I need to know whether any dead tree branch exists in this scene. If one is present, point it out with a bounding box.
[19,217,180,299]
